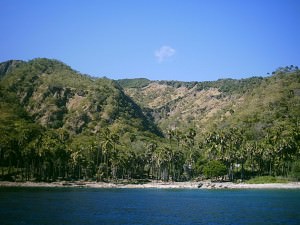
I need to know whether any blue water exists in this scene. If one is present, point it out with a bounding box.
[0,187,300,225]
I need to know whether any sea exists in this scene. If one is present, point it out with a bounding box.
[0,187,300,225]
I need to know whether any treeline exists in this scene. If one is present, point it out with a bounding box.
[151,65,299,96]
[1,121,300,182]
[117,78,151,89]
[151,77,264,95]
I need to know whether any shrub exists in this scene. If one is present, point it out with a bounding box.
[203,160,227,180]
[246,176,288,184]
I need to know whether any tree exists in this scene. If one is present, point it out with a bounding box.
[291,160,300,180]
[203,160,227,181]
[99,128,120,180]
[144,142,157,179]
[154,145,172,181]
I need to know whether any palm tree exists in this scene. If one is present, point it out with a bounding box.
[155,145,172,181]
[99,128,120,180]
[145,142,157,179]
[70,150,84,179]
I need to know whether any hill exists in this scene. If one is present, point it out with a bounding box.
[119,67,300,180]
[0,59,299,182]
[0,58,161,181]
[0,58,160,135]
[119,70,299,135]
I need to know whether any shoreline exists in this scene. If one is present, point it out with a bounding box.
[1,181,300,189]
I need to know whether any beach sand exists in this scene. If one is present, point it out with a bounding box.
[1,181,300,189]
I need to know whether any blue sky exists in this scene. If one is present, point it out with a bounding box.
[1,0,299,81]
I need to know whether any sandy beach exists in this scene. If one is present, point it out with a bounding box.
[1,181,300,189]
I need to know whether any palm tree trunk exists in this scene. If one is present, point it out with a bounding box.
[241,162,244,181]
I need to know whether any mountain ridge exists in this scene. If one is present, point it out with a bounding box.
[0,58,299,182]
[0,58,161,136]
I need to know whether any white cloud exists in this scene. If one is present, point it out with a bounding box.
[154,45,175,63]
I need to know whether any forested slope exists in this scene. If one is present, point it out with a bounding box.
[120,66,300,180]
[0,59,299,182]
[0,58,161,181]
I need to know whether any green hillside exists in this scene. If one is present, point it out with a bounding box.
[0,58,162,181]
[120,67,300,181]
[1,59,299,182]
[117,78,151,88]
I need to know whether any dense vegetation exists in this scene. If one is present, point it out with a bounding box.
[117,78,151,89]
[0,58,299,183]
[153,76,264,94]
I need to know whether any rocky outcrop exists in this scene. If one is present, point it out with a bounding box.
[0,60,24,78]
